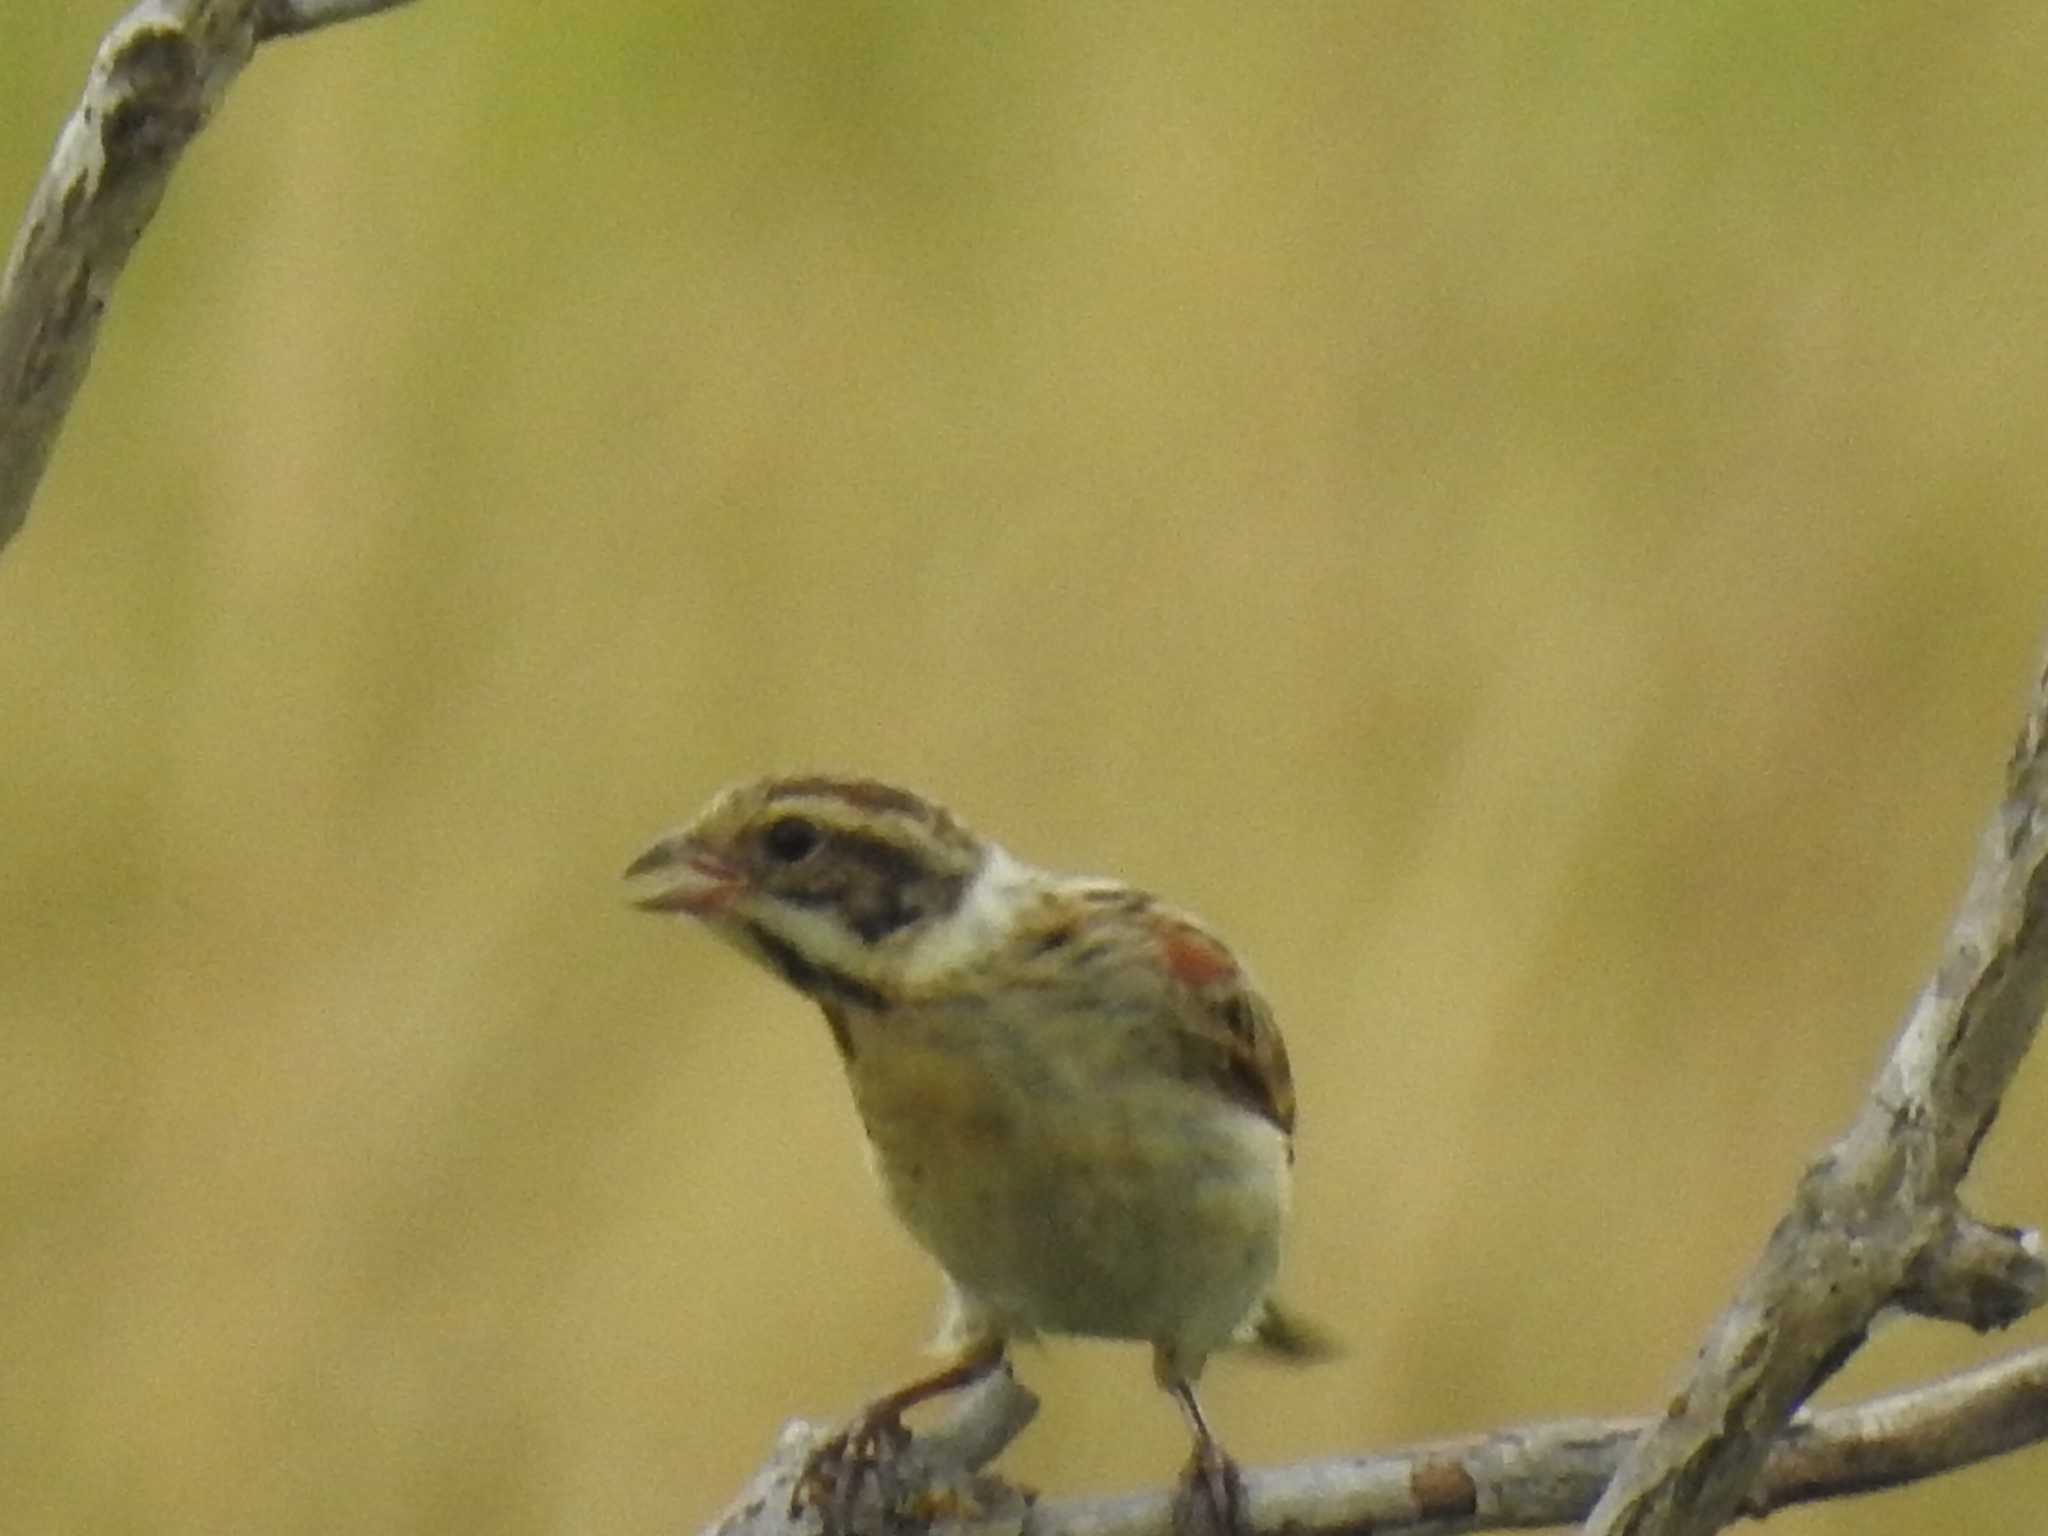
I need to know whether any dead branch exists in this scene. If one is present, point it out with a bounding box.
[1581,646,2048,1533]
[702,1341,2048,1536]
[0,0,415,554]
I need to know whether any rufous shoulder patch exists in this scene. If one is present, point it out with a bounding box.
[1159,925,1238,987]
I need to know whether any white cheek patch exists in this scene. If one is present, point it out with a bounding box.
[748,900,877,979]
[897,844,1036,987]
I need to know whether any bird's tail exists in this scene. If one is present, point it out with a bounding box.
[1237,1296,1341,1363]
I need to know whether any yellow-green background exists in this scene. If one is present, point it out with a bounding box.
[5,5,2047,1532]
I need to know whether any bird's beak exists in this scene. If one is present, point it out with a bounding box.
[623,833,744,915]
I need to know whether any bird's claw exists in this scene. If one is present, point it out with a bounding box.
[790,1410,915,1533]
[1171,1438,1248,1536]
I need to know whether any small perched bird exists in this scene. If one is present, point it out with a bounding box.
[626,775,1328,1531]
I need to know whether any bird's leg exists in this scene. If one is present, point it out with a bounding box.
[1163,1371,1248,1536]
[792,1335,1008,1530]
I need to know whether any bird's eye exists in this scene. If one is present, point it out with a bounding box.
[761,816,822,864]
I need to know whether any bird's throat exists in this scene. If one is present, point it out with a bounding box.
[742,921,891,1012]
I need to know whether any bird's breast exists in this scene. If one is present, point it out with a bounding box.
[838,999,1289,1354]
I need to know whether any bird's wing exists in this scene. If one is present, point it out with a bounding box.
[1151,913,1297,1140]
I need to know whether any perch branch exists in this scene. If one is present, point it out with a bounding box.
[1582,645,2048,1535]
[703,1342,2048,1536]
[0,0,415,554]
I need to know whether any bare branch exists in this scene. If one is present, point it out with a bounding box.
[255,0,413,39]
[1900,1210,2046,1329]
[1582,647,2048,1536]
[1746,1342,2048,1517]
[0,0,415,555]
[704,1344,2048,1536]
[1062,1343,2048,1533]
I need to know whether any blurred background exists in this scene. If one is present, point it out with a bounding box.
[5,4,2048,1533]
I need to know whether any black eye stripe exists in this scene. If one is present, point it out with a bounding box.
[744,814,971,949]
[833,831,933,888]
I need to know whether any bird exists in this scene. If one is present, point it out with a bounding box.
[624,774,1330,1532]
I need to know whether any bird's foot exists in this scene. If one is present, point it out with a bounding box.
[790,1408,915,1534]
[1170,1437,1248,1536]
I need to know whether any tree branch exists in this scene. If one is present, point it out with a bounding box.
[1581,646,2048,1535]
[0,0,415,555]
[703,1343,2048,1536]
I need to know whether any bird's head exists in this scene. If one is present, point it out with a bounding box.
[626,775,1026,1008]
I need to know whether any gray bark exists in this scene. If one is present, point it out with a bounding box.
[0,0,415,553]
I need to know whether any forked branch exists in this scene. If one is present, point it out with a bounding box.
[703,1340,2048,1536]
[1582,646,2048,1534]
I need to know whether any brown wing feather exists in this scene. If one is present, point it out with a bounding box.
[1195,979,1297,1139]
[1154,916,1297,1139]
